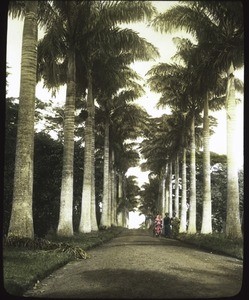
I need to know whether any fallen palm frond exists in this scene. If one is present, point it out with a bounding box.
[3,235,89,259]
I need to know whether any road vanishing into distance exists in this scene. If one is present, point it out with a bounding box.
[24,229,243,299]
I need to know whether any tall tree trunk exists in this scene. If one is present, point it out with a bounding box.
[100,119,110,227]
[168,161,173,218]
[225,62,242,238]
[91,106,98,231]
[57,50,76,237]
[188,115,197,234]
[79,70,94,233]
[123,175,127,227]
[165,163,169,214]
[161,166,166,214]
[117,173,123,226]
[8,1,38,238]
[108,165,112,226]
[179,148,187,233]
[201,93,212,234]
[174,154,179,218]
[157,173,163,214]
[111,151,117,226]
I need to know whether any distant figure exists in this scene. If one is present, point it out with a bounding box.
[145,215,153,229]
[171,212,180,238]
[154,214,163,237]
[163,213,171,238]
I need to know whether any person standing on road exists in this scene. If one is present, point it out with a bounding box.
[171,212,180,238]
[163,213,171,238]
[154,214,163,237]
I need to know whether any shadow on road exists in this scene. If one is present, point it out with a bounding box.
[39,268,242,299]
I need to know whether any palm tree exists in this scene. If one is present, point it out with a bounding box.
[7,1,38,238]
[147,60,202,233]
[111,100,148,226]
[151,1,243,238]
[76,1,159,233]
[37,1,91,236]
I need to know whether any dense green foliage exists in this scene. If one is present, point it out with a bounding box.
[4,97,141,236]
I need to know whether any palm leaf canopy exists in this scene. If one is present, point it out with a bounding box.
[151,1,244,72]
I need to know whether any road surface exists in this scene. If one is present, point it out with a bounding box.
[24,229,243,299]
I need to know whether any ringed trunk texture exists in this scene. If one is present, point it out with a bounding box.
[168,162,173,218]
[8,1,38,238]
[79,71,94,233]
[57,51,75,237]
[100,119,110,227]
[225,63,242,239]
[117,173,123,226]
[179,148,187,233]
[111,150,117,226]
[201,94,212,234]
[174,155,179,218]
[188,115,197,234]
[90,104,98,231]
[161,167,166,214]
[165,163,169,214]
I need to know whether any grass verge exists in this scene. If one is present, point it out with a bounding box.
[3,226,125,297]
[177,232,243,260]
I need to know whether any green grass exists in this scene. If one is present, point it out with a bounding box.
[3,226,125,297]
[3,248,71,296]
[177,232,243,260]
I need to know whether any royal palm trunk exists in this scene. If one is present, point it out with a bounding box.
[188,115,197,234]
[161,168,166,214]
[165,163,169,214]
[100,119,110,227]
[91,111,98,231]
[225,62,242,238]
[201,93,212,234]
[117,173,123,226]
[8,1,38,238]
[174,154,179,218]
[179,148,187,233]
[79,70,94,233]
[111,150,117,226]
[168,161,173,218]
[57,51,75,237]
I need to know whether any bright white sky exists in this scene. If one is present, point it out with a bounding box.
[6,1,244,190]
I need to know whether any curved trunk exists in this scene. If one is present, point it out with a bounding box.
[174,154,179,218]
[8,1,38,238]
[179,148,187,233]
[201,93,212,234]
[79,70,94,233]
[57,51,75,237]
[225,62,242,238]
[188,115,197,234]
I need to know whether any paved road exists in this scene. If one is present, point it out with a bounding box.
[24,229,243,299]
